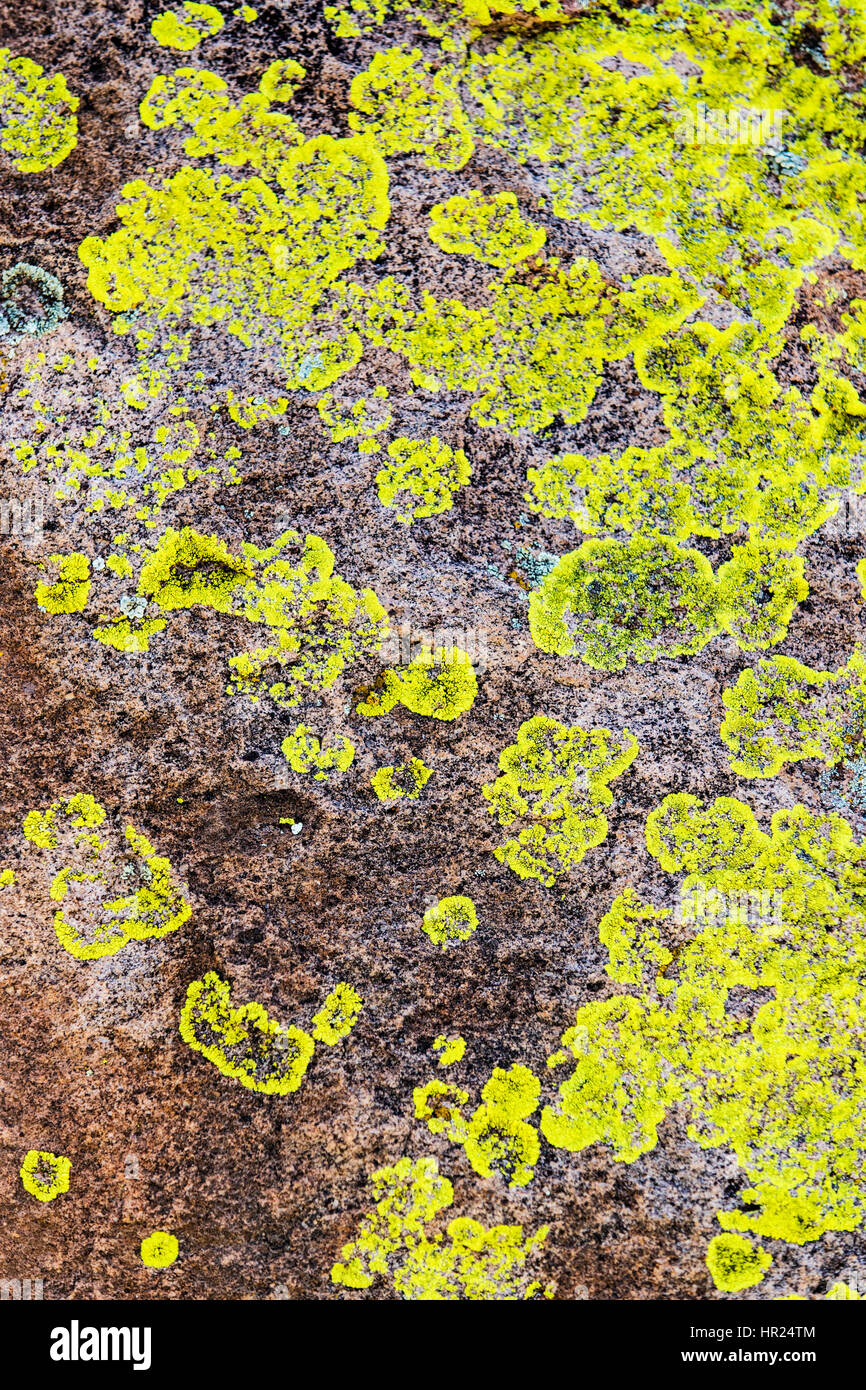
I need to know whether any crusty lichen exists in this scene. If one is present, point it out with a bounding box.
[180,971,362,1093]
[140,1231,179,1268]
[151,4,224,51]
[24,794,191,960]
[721,648,866,778]
[330,1154,552,1299]
[483,715,638,885]
[422,894,478,949]
[370,757,432,802]
[707,1233,772,1294]
[428,190,545,268]
[0,49,78,172]
[358,645,477,721]
[20,1149,71,1203]
[282,725,356,781]
[543,795,866,1246]
[375,435,470,523]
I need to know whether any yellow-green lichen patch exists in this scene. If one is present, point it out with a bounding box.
[825,1281,863,1300]
[414,1061,542,1188]
[543,795,866,1245]
[482,715,638,886]
[720,648,866,779]
[138,63,305,179]
[413,1078,470,1137]
[258,59,305,104]
[151,4,224,51]
[349,46,474,171]
[281,725,356,781]
[393,263,699,436]
[0,867,14,887]
[422,894,478,949]
[140,1231,179,1267]
[180,971,315,1095]
[227,531,388,710]
[8,350,243,534]
[464,1064,541,1188]
[526,321,866,558]
[79,130,389,394]
[24,795,190,960]
[19,1149,71,1203]
[433,1034,466,1067]
[358,645,477,721]
[706,1233,772,1294]
[375,435,470,523]
[317,384,392,454]
[716,542,809,652]
[370,757,432,802]
[428,190,545,268]
[34,519,388,707]
[34,552,91,615]
[311,982,364,1044]
[0,50,78,172]
[138,526,251,613]
[529,535,721,671]
[330,1154,551,1299]
[179,971,361,1094]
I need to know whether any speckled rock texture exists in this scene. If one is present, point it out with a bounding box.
[1,0,866,1301]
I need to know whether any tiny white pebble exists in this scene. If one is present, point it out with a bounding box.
[291,822,303,835]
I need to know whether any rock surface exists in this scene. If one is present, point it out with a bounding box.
[1,0,866,1301]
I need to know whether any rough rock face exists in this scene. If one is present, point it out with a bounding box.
[1,0,866,1302]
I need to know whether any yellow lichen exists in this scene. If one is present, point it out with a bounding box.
[20,1149,71,1203]
[483,715,638,885]
[0,50,78,172]
[422,894,478,949]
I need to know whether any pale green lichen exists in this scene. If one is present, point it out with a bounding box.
[0,264,67,341]
[482,715,638,885]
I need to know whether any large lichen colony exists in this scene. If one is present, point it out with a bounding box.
[5,0,866,1303]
